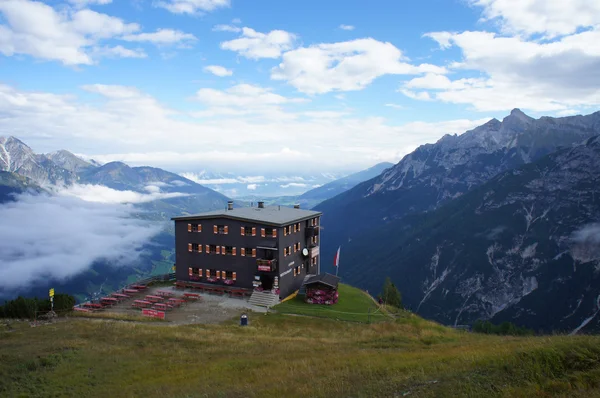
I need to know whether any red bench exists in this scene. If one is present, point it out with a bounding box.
[156,290,175,297]
[132,300,152,308]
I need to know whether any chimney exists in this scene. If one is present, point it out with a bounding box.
[258,201,264,209]
[294,204,300,209]
[227,201,233,211]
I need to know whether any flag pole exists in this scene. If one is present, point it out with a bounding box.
[335,246,340,277]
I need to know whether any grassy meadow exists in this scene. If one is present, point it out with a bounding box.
[2,310,600,397]
[275,283,390,323]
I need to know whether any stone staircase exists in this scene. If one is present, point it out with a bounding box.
[248,291,280,308]
[298,274,316,296]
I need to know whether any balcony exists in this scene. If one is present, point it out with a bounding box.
[257,259,277,272]
[305,226,319,238]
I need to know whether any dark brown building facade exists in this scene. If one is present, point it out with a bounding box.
[171,201,322,299]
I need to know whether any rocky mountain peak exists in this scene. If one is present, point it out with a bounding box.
[0,135,37,172]
[45,149,96,173]
[502,108,534,127]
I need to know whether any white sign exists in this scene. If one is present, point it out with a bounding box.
[311,246,320,257]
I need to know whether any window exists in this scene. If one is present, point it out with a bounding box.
[296,222,301,232]
[209,245,219,254]
[312,256,318,266]
[214,225,228,234]
[224,246,236,256]
[189,267,201,280]
[293,223,297,233]
[192,243,201,252]
[296,265,301,276]
[289,246,292,256]
[188,223,202,232]
[242,226,253,236]
[251,248,257,258]
[283,225,292,236]
[265,228,276,237]
[283,247,288,257]
[222,270,231,280]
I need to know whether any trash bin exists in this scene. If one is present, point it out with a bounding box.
[240,314,248,326]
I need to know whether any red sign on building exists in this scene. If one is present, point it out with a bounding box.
[142,309,165,319]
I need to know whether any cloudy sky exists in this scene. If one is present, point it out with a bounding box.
[1,0,599,173]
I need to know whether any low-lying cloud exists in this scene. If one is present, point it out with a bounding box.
[0,192,164,293]
[57,183,188,204]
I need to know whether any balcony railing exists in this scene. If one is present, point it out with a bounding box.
[257,259,277,272]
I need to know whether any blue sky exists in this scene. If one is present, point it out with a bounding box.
[1,0,599,174]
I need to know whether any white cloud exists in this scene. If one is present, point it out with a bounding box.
[58,184,189,204]
[280,183,308,188]
[0,192,162,292]
[247,184,258,190]
[409,29,600,112]
[385,103,406,110]
[154,0,230,15]
[339,24,355,31]
[221,27,296,59]
[203,65,233,77]
[69,0,112,8]
[213,24,241,33]
[92,45,147,59]
[193,83,308,120]
[271,38,447,94]
[0,0,192,65]
[122,29,197,45]
[231,18,241,24]
[470,0,600,38]
[0,82,490,173]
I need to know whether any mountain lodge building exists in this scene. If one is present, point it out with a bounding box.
[171,201,322,299]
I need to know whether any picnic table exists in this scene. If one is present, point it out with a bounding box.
[123,288,139,294]
[132,300,152,308]
[82,303,103,309]
[145,295,164,303]
[101,297,118,306]
[228,289,247,298]
[111,293,130,300]
[73,307,91,313]
[183,293,201,300]
[174,281,187,289]
[168,298,186,307]
[156,290,175,297]
[131,284,147,290]
[153,303,172,311]
[205,286,225,295]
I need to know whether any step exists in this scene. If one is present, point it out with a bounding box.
[248,291,280,308]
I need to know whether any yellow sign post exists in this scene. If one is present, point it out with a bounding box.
[49,288,55,312]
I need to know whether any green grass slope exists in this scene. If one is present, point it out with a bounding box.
[2,311,600,397]
[275,283,390,323]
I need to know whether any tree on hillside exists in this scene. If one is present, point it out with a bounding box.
[381,277,403,308]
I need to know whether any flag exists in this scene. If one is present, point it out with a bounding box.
[334,246,341,267]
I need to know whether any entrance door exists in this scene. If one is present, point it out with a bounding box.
[260,274,274,290]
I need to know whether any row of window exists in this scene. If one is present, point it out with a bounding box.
[187,224,277,237]
[188,268,236,280]
[188,244,257,257]
[283,242,303,257]
[187,217,320,236]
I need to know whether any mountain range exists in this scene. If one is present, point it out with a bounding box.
[316,109,600,332]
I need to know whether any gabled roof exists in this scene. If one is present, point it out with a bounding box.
[171,205,322,227]
[305,273,340,289]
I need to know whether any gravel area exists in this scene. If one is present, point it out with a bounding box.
[102,285,267,325]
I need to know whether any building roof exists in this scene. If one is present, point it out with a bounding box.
[171,205,322,226]
[305,273,340,289]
